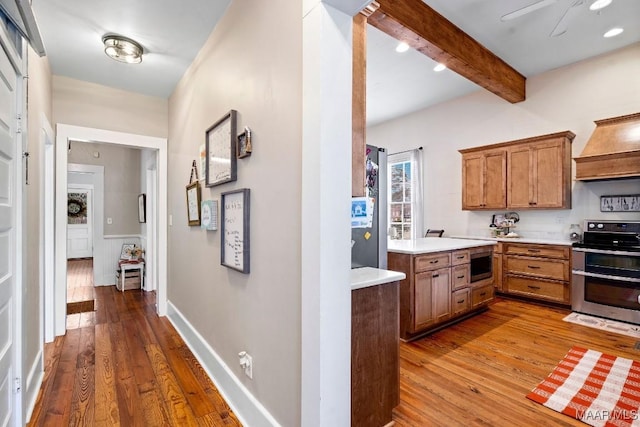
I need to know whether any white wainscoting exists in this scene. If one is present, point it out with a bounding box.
[24,350,43,423]
[98,235,141,285]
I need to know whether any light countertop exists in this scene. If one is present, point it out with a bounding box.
[387,237,496,255]
[350,267,406,291]
[450,235,573,246]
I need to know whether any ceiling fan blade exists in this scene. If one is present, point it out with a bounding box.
[550,0,585,37]
[501,0,557,21]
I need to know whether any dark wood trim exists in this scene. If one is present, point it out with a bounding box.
[368,0,526,104]
[352,13,367,197]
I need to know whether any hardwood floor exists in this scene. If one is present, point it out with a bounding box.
[67,258,95,314]
[28,286,241,426]
[392,297,640,426]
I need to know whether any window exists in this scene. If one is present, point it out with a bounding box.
[388,149,423,240]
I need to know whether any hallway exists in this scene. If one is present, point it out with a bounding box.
[66,258,95,318]
[28,286,241,426]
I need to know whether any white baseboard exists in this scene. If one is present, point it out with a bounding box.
[24,350,44,423]
[166,301,281,427]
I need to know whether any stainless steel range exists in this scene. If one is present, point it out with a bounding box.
[572,220,640,324]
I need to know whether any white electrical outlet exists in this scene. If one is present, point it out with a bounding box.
[107,217,113,225]
[239,351,253,379]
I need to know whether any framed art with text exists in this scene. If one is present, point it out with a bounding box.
[186,181,202,226]
[221,188,250,273]
[206,110,237,187]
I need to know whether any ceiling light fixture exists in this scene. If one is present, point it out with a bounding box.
[589,0,612,11]
[102,35,143,64]
[433,63,447,72]
[395,42,410,53]
[501,0,557,21]
[603,27,623,37]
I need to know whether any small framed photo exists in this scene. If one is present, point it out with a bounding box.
[186,181,202,226]
[201,200,218,231]
[221,188,250,273]
[206,110,237,187]
[120,243,136,260]
[138,194,146,223]
[237,127,252,159]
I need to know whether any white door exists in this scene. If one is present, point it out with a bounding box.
[0,36,22,427]
[67,187,93,259]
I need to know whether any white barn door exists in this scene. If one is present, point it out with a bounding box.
[0,31,23,427]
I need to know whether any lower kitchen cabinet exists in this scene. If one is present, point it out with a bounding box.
[388,244,494,341]
[499,242,571,305]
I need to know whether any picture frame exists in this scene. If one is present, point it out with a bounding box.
[120,243,136,260]
[237,127,252,158]
[200,200,218,231]
[186,181,202,226]
[600,194,640,212]
[206,110,237,187]
[221,188,250,274]
[138,193,146,223]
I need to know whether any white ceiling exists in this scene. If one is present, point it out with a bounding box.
[30,0,640,123]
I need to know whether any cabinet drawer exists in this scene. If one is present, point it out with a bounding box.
[472,284,494,308]
[452,288,471,315]
[415,253,450,272]
[451,250,470,266]
[505,276,569,303]
[504,244,569,260]
[452,264,470,290]
[505,256,569,281]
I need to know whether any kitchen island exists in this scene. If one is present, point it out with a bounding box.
[350,267,405,427]
[388,238,496,341]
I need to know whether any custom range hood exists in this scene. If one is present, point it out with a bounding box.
[574,112,640,181]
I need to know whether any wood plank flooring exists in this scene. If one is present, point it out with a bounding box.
[28,286,241,426]
[392,297,640,426]
[67,258,95,314]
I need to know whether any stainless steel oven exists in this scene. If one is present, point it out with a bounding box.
[572,220,640,324]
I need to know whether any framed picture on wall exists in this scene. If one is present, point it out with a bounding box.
[138,193,146,223]
[186,181,202,226]
[221,188,250,273]
[206,110,237,187]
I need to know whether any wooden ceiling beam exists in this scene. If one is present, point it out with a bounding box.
[368,0,526,103]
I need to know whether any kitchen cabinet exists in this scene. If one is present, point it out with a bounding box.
[461,149,507,210]
[500,242,571,305]
[460,131,574,210]
[388,243,494,341]
[492,242,503,292]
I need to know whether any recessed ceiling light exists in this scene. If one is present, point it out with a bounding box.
[589,0,612,11]
[102,35,143,64]
[433,63,447,72]
[395,42,410,53]
[603,27,624,38]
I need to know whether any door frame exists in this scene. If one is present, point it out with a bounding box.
[40,114,55,343]
[66,184,94,260]
[54,125,168,337]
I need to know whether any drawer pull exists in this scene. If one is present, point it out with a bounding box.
[527,249,541,253]
[527,265,541,269]
[480,292,487,296]
[457,275,465,279]
[457,299,465,304]
[456,256,465,259]
[430,260,439,264]
[527,285,541,290]
[433,274,439,278]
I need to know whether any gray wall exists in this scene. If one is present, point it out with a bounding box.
[168,0,302,424]
[68,141,142,235]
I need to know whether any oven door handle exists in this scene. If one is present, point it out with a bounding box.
[572,270,640,283]
[572,247,640,257]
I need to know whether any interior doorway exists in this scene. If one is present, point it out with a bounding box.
[53,125,168,337]
[66,185,93,259]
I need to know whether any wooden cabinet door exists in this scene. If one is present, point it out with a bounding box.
[483,150,507,209]
[531,140,566,208]
[414,272,434,330]
[507,144,532,209]
[461,153,484,209]
[493,252,503,292]
[432,267,451,323]
[462,150,506,210]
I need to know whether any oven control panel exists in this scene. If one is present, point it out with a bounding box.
[584,220,640,233]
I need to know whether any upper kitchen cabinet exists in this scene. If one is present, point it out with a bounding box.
[460,131,574,211]
[460,148,507,210]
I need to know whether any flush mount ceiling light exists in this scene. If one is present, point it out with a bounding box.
[433,63,447,72]
[102,35,143,64]
[589,0,612,11]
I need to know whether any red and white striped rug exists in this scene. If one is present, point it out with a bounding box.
[527,346,640,426]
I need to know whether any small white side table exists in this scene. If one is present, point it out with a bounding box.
[118,260,144,291]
